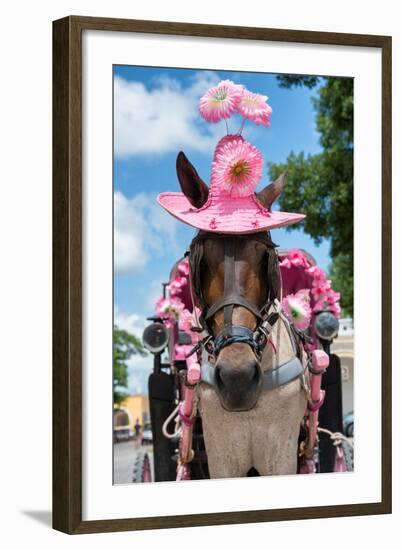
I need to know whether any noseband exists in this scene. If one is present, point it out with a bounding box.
[188,231,280,360]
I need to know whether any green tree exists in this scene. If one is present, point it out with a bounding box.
[113,325,147,406]
[269,75,353,316]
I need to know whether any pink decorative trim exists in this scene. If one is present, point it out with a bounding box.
[178,403,194,427]
[334,446,347,472]
[307,392,325,412]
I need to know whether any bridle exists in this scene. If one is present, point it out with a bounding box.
[188,231,282,361]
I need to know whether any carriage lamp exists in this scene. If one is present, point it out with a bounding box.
[142,322,169,354]
[314,311,339,341]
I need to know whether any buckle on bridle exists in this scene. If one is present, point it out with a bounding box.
[253,312,280,351]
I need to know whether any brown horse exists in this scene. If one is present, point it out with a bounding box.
[177,151,307,478]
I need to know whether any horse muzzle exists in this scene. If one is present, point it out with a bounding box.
[214,352,263,411]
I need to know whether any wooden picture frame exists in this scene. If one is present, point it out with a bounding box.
[53,15,392,534]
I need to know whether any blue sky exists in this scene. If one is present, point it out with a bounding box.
[113,65,329,393]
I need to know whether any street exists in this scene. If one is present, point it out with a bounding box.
[113,440,154,484]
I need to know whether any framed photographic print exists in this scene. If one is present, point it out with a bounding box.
[53,16,392,534]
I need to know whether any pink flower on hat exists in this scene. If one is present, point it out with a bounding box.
[211,138,263,197]
[199,80,243,123]
[237,89,272,127]
[282,289,312,331]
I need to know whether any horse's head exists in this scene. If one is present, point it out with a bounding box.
[178,152,286,411]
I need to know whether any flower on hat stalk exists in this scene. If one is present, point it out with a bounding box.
[237,89,272,127]
[211,137,263,197]
[282,289,312,331]
[198,80,272,133]
[199,80,244,123]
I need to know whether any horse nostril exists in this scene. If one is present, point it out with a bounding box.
[251,362,261,387]
[214,365,225,391]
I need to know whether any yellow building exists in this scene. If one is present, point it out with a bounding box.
[114,393,150,435]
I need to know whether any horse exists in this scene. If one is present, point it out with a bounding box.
[177,151,308,479]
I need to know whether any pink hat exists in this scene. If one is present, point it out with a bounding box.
[158,136,305,234]
[157,80,305,234]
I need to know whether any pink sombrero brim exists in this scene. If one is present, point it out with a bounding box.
[157,192,305,234]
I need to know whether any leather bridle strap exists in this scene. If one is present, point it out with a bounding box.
[223,239,235,330]
[205,294,263,322]
[213,325,260,356]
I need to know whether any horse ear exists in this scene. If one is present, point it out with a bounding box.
[176,151,209,208]
[256,172,287,211]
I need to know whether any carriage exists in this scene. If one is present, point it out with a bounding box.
[136,248,352,483]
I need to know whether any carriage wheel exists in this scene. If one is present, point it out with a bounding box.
[133,451,152,483]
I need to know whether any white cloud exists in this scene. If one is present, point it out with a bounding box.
[114,190,180,274]
[114,307,147,337]
[114,72,223,157]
